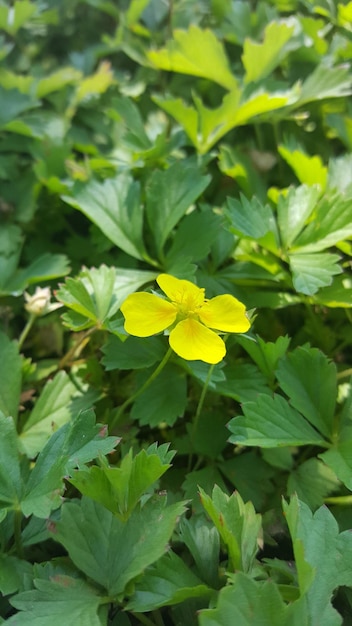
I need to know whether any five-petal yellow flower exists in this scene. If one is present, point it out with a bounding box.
[121,274,250,364]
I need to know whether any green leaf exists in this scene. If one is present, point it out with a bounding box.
[228,393,327,447]
[0,86,37,127]
[36,67,82,98]
[278,146,328,189]
[277,185,321,248]
[146,162,210,255]
[21,409,119,518]
[165,209,222,268]
[289,251,342,295]
[287,458,339,509]
[284,496,352,625]
[131,364,188,427]
[199,572,292,626]
[62,175,150,261]
[0,332,21,422]
[298,63,352,104]
[236,334,291,385]
[8,576,103,626]
[226,194,277,240]
[0,1,37,35]
[0,414,22,520]
[294,193,352,253]
[320,439,352,491]
[102,335,166,370]
[126,550,212,611]
[276,346,337,439]
[148,25,238,90]
[52,496,187,597]
[242,19,296,83]
[19,372,82,458]
[313,275,352,308]
[220,452,275,510]
[5,253,70,295]
[69,445,173,519]
[57,265,157,330]
[0,554,32,595]
[199,485,261,573]
[178,516,220,588]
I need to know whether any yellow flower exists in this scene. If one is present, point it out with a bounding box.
[120,274,250,364]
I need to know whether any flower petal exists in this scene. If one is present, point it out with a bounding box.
[199,295,250,333]
[121,292,177,337]
[169,319,226,364]
[157,274,205,309]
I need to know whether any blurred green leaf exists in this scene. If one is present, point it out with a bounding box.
[277,185,320,248]
[243,19,296,83]
[0,554,32,595]
[279,146,327,189]
[0,1,37,35]
[226,194,277,240]
[0,414,22,522]
[287,458,339,509]
[178,516,220,588]
[148,25,238,90]
[289,251,342,295]
[0,332,21,422]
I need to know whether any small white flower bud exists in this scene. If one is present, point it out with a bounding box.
[24,287,62,316]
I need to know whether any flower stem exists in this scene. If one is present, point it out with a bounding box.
[110,347,173,429]
[14,509,24,559]
[188,364,215,469]
[18,313,36,350]
[58,327,96,369]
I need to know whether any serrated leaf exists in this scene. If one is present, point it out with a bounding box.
[276,346,337,439]
[146,162,210,255]
[278,146,327,189]
[236,334,291,385]
[19,372,81,458]
[102,335,166,370]
[199,573,292,626]
[284,496,352,626]
[131,364,187,427]
[70,445,172,519]
[287,458,339,509]
[220,452,275,510]
[277,185,320,248]
[289,251,342,295]
[294,193,352,252]
[243,19,296,83]
[228,393,327,447]
[126,550,211,611]
[320,439,352,491]
[148,25,237,90]
[226,194,277,240]
[178,516,220,588]
[8,576,103,626]
[0,414,22,520]
[165,209,222,267]
[62,175,149,261]
[0,332,21,422]
[21,409,119,518]
[51,496,187,597]
[199,485,261,573]
[298,63,352,104]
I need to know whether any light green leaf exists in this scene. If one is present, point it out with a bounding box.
[75,61,114,103]
[0,1,36,35]
[146,161,210,255]
[0,332,21,422]
[226,194,277,240]
[8,576,103,626]
[278,146,327,189]
[243,19,296,83]
[284,496,352,626]
[277,185,320,248]
[289,251,342,295]
[126,551,211,611]
[69,444,173,519]
[298,63,352,104]
[21,409,119,518]
[287,458,339,509]
[131,364,188,427]
[62,175,149,261]
[19,372,81,458]
[36,67,82,98]
[52,496,187,597]
[148,25,238,90]
[199,485,261,573]
[313,275,352,308]
[276,346,337,439]
[199,573,292,626]
[294,193,352,252]
[228,393,327,447]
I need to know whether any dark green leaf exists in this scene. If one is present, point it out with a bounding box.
[101,335,166,370]
[287,458,339,509]
[131,364,187,427]
[0,414,22,520]
[0,332,21,422]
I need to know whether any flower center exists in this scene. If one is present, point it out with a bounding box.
[171,287,205,321]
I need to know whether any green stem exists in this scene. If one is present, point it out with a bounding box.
[188,364,215,470]
[58,327,96,369]
[18,313,36,350]
[337,368,352,380]
[130,612,158,626]
[14,510,24,559]
[110,347,173,429]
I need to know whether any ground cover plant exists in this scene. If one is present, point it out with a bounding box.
[0,0,352,623]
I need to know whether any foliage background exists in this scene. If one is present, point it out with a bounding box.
[0,0,352,624]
